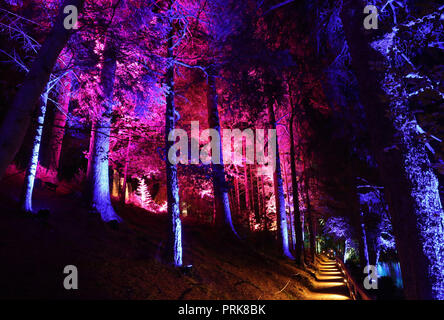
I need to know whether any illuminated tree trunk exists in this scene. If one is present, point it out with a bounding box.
[366,221,378,267]
[282,157,296,251]
[341,1,444,299]
[46,74,71,173]
[249,165,257,224]
[0,0,84,179]
[243,162,250,213]
[359,211,370,266]
[344,239,349,263]
[86,122,96,184]
[112,169,120,198]
[260,174,266,230]
[289,112,304,265]
[120,133,131,204]
[234,175,240,216]
[20,91,49,213]
[269,102,293,259]
[254,167,262,225]
[207,73,238,237]
[88,44,120,223]
[165,30,182,266]
[352,208,369,269]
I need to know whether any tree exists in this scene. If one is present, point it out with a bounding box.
[164,12,182,266]
[340,0,444,299]
[0,0,85,179]
[269,100,293,259]
[207,72,238,236]
[289,109,304,265]
[87,41,121,223]
[20,87,49,213]
[45,72,72,174]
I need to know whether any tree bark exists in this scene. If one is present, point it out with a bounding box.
[0,0,85,179]
[243,161,250,213]
[46,74,72,174]
[234,174,240,216]
[289,112,304,265]
[165,28,183,267]
[305,175,316,263]
[282,156,296,250]
[254,166,262,226]
[260,174,267,230]
[340,0,444,299]
[20,90,49,213]
[88,43,121,223]
[120,133,131,204]
[249,164,258,223]
[207,73,238,237]
[269,102,293,259]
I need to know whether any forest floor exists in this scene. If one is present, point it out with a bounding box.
[0,172,350,300]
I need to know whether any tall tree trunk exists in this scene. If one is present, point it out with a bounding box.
[344,239,349,263]
[165,29,182,267]
[46,74,72,174]
[282,156,296,250]
[289,112,304,265]
[254,166,262,226]
[120,133,131,204]
[0,0,85,179]
[84,122,96,204]
[234,174,240,216]
[207,73,238,237]
[20,90,49,213]
[88,43,120,223]
[305,175,316,263]
[244,162,250,213]
[260,174,267,230]
[340,0,444,299]
[359,211,370,267]
[268,102,293,259]
[112,169,120,198]
[249,165,257,223]
[86,122,96,182]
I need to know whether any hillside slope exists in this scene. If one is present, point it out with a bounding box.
[0,174,343,300]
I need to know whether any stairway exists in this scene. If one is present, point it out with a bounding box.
[304,256,351,300]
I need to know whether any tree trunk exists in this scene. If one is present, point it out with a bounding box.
[112,169,120,198]
[260,173,266,230]
[0,0,85,179]
[254,166,262,226]
[234,174,240,216]
[46,74,71,174]
[305,175,316,263]
[268,102,293,259]
[340,0,444,299]
[282,156,296,250]
[88,43,120,223]
[165,29,182,267]
[249,164,258,223]
[359,211,370,267]
[120,133,131,204]
[207,73,238,237]
[244,162,250,213]
[20,90,49,213]
[289,112,304,265]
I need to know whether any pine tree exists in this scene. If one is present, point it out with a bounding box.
[137,177,152,209]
